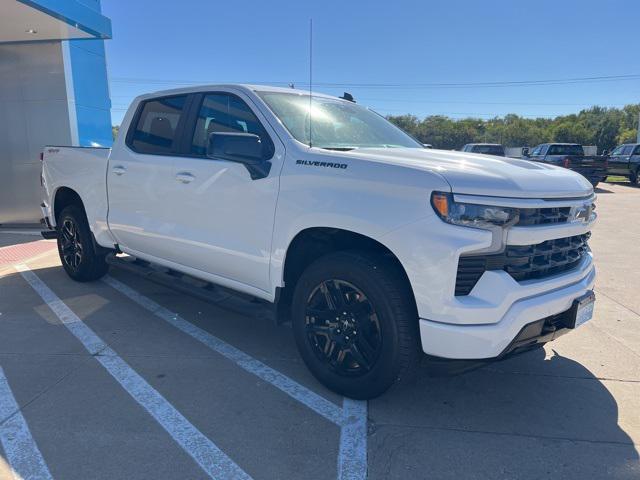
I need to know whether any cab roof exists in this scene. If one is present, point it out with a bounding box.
[133,83,341,102]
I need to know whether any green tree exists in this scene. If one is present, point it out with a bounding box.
[387,103,640,152]
[617,128,638,144]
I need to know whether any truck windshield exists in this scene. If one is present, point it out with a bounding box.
[548,144,584,156]
[257,92,422,150]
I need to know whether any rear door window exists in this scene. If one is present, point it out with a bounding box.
[128,96,188,155]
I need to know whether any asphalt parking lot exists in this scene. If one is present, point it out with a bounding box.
[1,182,639,480]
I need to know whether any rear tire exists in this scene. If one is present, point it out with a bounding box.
[56,205,109,282]
[291,251,421,399]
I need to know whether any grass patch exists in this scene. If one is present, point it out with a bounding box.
[605,176,628,183]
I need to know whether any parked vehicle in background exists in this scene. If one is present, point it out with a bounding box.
[462,143,505,156]
[606,143,640,184]
[524,143,607,187]
[40,84,597,399]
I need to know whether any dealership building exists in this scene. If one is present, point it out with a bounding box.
[0,0,112,224]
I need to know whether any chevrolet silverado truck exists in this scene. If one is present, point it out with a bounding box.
[606,143,640,184]
[40,85,597,399]
[523,143,608,187]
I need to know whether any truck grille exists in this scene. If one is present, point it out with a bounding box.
[455,233,590,296]
[516,207,571,226]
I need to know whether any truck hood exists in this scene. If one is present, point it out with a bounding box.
[344,148,593,198]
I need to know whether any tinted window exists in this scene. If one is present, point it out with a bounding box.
[611,145,626,155]
[548,144,584,156]
[622,145,634,155]
[129,96,187,154]
[191,93,273,158]
[634,145,640,155]
[472,145,504,156]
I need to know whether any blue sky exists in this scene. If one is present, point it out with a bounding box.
[102,0,640,125]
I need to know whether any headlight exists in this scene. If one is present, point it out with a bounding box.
[431,192,519,230]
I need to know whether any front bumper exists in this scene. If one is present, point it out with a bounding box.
[419,260,595,359]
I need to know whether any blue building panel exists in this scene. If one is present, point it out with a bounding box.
[75,105,112,146]
[68,38,113,146]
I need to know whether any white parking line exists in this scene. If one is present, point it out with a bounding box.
[103,274,368,480]
[103,275,345,425]
[0,366,53,480]
[338,399,368,480]
[16,265,252,480]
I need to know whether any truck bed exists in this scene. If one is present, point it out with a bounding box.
[41,146,113,245]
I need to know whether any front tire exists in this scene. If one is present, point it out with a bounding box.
[57,205,109,282]
[291,251,421,399]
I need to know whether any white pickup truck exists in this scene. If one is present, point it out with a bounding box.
[40,84,597,399]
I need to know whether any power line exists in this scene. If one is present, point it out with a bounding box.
[109,73,640,89]
[110,94,632,107]
[356,98,632,107]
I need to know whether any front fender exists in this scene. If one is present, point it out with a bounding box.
[269,152,451,291]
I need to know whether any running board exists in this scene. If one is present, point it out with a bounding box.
[41,230,58,240]
[106,254,281,325]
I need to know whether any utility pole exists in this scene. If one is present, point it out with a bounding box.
[637,110,640,143]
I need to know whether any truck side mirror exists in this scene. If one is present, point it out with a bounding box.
[522,147,530,157]
[207,132,271,179]
[602,149,609,156]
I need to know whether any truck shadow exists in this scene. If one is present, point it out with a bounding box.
[369,347,639,479]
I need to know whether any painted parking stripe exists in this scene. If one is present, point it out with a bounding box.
[0,366,53,480]
[103,274,368,480]
[16,265,251,480]
[338,399,367,480]
[103,275,345,426]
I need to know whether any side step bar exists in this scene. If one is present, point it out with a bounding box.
[107,254,282,325]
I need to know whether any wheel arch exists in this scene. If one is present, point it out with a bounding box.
[276,227,417,320]
[53,187,87,225]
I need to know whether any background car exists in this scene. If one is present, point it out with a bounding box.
[524,143,607,187]
[606,143,640,184]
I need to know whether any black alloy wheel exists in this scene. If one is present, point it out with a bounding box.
[60,218,84,270]
[304,279,382,376]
